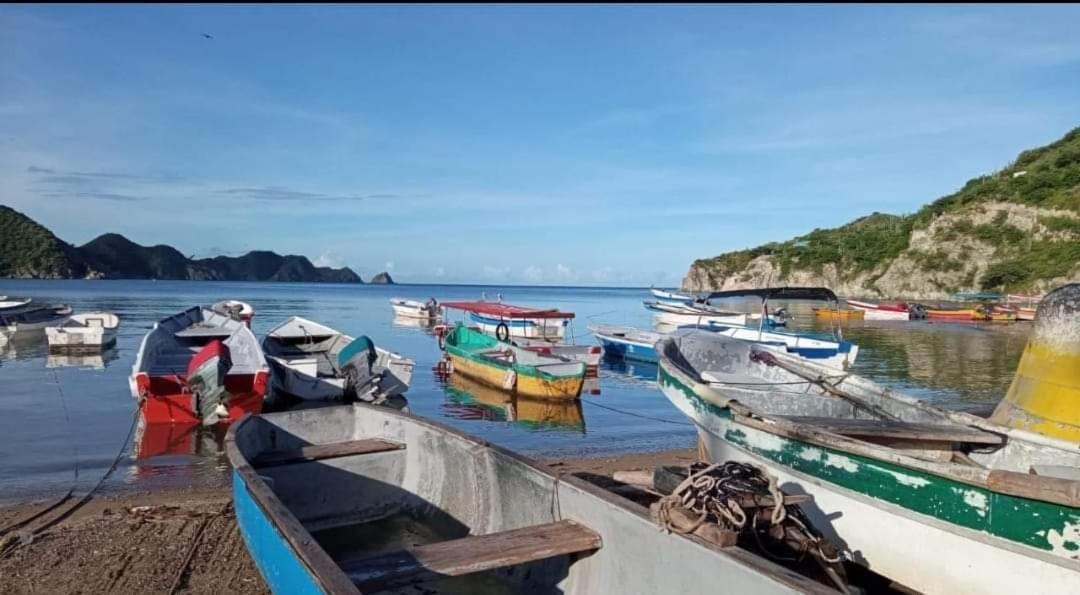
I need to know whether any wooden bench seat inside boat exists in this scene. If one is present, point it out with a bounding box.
[777,416,1004,446]
[340,519,602,591]
[174,325,234,339]
[252,438,404,468]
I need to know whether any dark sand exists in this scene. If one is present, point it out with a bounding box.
[0,448,697,593]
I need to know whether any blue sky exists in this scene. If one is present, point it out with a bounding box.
[1,5,1078,285]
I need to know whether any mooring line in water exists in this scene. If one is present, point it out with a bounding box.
[580,399,694,427]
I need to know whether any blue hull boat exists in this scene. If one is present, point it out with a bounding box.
[589,324,663,363]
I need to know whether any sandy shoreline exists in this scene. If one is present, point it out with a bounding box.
[0,448,697,593]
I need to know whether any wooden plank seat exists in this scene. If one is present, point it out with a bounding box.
[252,438,404,468]
[174,325,234,339]
[776,416,1004,446]
[340,520,602,591]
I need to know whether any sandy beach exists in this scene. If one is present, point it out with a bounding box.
[0,448,697,593]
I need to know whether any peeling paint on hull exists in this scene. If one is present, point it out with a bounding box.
[658,363,1080,594]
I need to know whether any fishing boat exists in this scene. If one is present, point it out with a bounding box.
[511,337,603,373]
[590,324,665,363]
[227,404,829,595]
[812,307,864,320]
[390,297,442,320]
[845,299,913,321]
[445,372,585,432]
[649,287,696,303]
[0,296,32,313]
[1006,294,1042,321]
[442,323,585,400]
[442,300,575,341]
[0,303,73,344]
[925,306,990,321]
[262,316,414,404]
[130,305,269,425]
[211,299,255,327]
[645,301,749,327]
[44,312,120,352]
[990,305,1019,322]
[656,283,1080,594]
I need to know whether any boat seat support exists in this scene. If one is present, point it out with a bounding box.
[252,438,404,468]
[341,519,602,591]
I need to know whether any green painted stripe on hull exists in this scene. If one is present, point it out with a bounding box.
[658,361,1080,559]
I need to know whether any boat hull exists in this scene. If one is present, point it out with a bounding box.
[45,326,118,352]
[651,311,748,327]
[846,300,911,321]
[135,372,268,424]
[657,360,1080,595]
[595,334,659,363]
[468,312,568,340]
[926,308,986,321]
[446,351,584,400]
[812,308,865,320]
[390,301,440,320]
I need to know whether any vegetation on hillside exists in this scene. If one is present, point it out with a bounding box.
[0,206,86,278]
[693,127,1080,292]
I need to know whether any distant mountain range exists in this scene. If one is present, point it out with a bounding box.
[0,205,371,283]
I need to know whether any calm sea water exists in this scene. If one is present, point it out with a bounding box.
[0,280,1030,502]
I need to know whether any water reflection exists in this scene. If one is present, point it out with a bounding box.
[599,356,659,385]
[441,373,585,433]
[46,347,120,369]
[391,314,438,331]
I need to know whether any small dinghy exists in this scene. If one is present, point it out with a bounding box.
[45,312,120,353]
[227,404,828,594]
[130,305,269,425]
[442,323,586,400]
[262,316,415,404]
[657,284,1080,594]
[389,297,442,320]
[211,299,255,326]
[0,304,73,344]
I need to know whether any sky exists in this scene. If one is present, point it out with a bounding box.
[1,5,1079,286]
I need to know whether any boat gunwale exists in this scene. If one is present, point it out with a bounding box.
[443,325,586,382]
[225,405,835,595]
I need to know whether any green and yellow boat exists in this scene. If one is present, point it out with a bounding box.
[442,323,586,400]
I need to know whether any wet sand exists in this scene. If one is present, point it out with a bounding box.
[0,448,698,593]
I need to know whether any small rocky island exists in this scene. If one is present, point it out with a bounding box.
[369,272,395,284]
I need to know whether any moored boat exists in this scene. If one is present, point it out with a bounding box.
[812,307,864,320]
[227,404,830,595]
[262,316,414,403]
[442,300,575,341]
[442,323,586,400]
[130,305,269,425]
[649,287,696,303]
[656,284,1080,594]
[0,296,33,313]
[512,337,603,373]
[925,306,990,321]
[45,312,120,352]
[390,297,442,320]
[845,299,913,321]
[211,300,255,327]
[0,303,72,333]
[590,324,665,363]
[645,301,749,327]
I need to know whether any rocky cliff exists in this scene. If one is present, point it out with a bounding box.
[684,128,1080,299]
[369,272,395,284]
[0,206,363,283]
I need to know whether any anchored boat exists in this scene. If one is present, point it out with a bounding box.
[590,324,666,363]
[441,300,575,341]
[644,301,749,327]
[262,316,414,404]
[390,297,442,320]
[227,404,831,595]
[657,284,1080,594]
[442,323,586,400]
[211,300,255,327]
[130,305,269,425]
[45,312,120,353]
[845,299,914,321]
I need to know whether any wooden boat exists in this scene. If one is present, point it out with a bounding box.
[445,372,585,431]
[442,300,574,341]
[657,284,1080,594]
[812,307,864,320]
[45,312,120,352]
[390,297,442,320]
[130,305,269,425]
[262,316,414,403]
[442,323,585,400]
[211,300,255,327]
[925,306,989,321]
[845,299,911,321]
[645,301,748,327]
[227,404,830,594]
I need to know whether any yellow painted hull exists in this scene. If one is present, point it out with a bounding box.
[447,373,584,427]
[446,352,584,400]
[813,308,864,320]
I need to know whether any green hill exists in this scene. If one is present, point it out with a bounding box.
[685,127,1080,298]
[0,206,363,283]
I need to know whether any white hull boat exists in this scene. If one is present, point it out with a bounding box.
[262,316,415,403]
[683,322,858,370]
[0,296,33,313]
[390,298,442,320]
[846,299,911,321]
[45,312,120,352]
[211,300,255,326]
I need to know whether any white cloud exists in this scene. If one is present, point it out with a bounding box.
[313,252,343,268]
[434,266,446,278]
[481,265,511,280]
[553,264,577,283]
[521,265,544,283]
[384,261,395,271]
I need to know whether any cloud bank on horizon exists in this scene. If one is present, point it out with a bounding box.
[1,5,1078,285]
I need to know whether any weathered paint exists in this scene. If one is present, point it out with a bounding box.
[446,352,584,400]
[233,472,323,595]
[658,363,1080,560]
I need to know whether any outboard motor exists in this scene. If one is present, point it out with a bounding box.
[339,335,380,403]
[188,340,232,425]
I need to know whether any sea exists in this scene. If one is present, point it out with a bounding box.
[0,280,1031,503]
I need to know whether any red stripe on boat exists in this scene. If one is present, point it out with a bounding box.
[440,301,575,319]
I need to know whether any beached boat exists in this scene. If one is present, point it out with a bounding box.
[211,299,255,327]
[657,284,1080,594]
[227,404,829,595]
[845,299,913,321]
[442,323,585,400]
[130,305,269,425]
[445,372,585,431]
[812,307,864,320]
[45,312,120,352]
[262,316,414,403]
[645,301,749,327]
[442,300,574,341]
[390,297,442,320]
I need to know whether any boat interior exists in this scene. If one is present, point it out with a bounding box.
[453,327,585,377]
[228,405,826,594]
[138,307,262,392]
